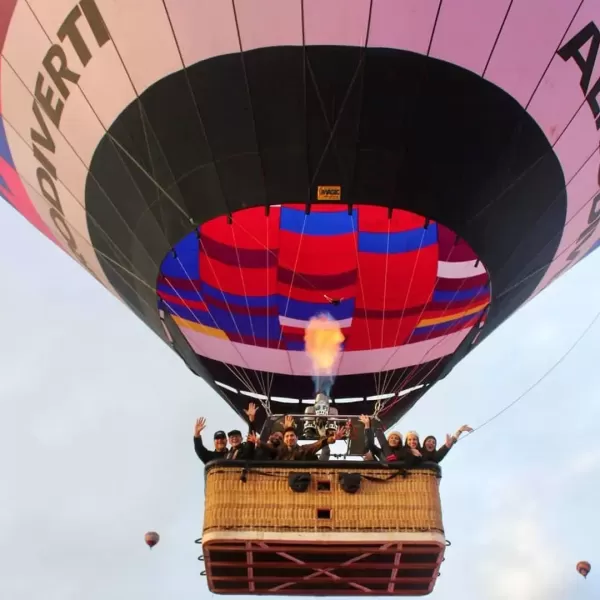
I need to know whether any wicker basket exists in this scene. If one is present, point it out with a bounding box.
[203,462,443,537]
[201,462,445,595]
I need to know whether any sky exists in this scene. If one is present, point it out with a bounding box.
[0,197,599,600]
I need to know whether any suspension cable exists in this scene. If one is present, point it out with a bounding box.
[9,0,593,411]
[459,306,600,440]
[378,220,600,418]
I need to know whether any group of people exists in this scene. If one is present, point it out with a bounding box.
[358,414,472,465]
[194,402,473,465]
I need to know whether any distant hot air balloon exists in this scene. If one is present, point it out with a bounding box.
[144,531,160,550]
[1,0,599,435]
[577,561,591,579]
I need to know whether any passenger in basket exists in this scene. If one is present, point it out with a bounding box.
[359,415,406,462]
[421,425,473,463]
[404,431,424,467]
[253,430,283,460]
[385,431,405,461]
[225,428,254,460]
[284,415,330,462]
[224,402,260,460]
[244,401,259,433]
[248,422,347,460]
[193,417,228,464]
[193,402,259,464]
[252,414,296,460]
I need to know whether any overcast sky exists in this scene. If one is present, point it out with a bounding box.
[0,198,599,600]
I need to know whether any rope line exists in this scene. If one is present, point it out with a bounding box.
[6,0,597,417]
[459,306,600,441]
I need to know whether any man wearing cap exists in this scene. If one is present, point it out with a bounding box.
[224,401,260,460]
[193,417,229,464]
[193,402,260,464]
[225,428,254,460]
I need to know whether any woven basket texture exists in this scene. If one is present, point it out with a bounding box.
[203,465,443,534]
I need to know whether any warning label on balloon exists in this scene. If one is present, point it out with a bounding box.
[317,186,341,201]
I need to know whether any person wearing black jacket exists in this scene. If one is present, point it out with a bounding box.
[193,403,261,464]
[422,435,449,463]
[359,416,424,466]
[421,425,473,463]
[225,428,255,460]
[403,431,424,467]
[194,417,228,464]
[248,421,346,460]
[223,402,259,460]
[253,430,283,460]
[251,414,294,460]
[360,415,408,462]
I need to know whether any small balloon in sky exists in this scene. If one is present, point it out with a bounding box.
[144,531,160,550]
[576,561,591,579]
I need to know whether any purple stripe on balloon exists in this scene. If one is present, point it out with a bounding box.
[200,233,278,268]
[277,266,358,290]
[434,273,489,291]
[436,225,478,261]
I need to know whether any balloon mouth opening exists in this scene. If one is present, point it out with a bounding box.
[155,204,492,398]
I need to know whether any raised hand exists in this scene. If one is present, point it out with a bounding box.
[283,415,296,429]
[247,432,258,445]
[244,402,259,422]
[454,424,473,439]
[194,417,206,438]
[358,414,370,428]
[334,426,347,440]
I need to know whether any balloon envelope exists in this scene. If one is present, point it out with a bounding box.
[145,532,160,549]
[1,0,599,427]
[577,561,591,578]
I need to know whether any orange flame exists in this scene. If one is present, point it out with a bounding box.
[304,314,345,373]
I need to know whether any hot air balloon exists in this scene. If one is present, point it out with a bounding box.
[577,561,591,578]
[2,0,600,596]
[144,531,160,550]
